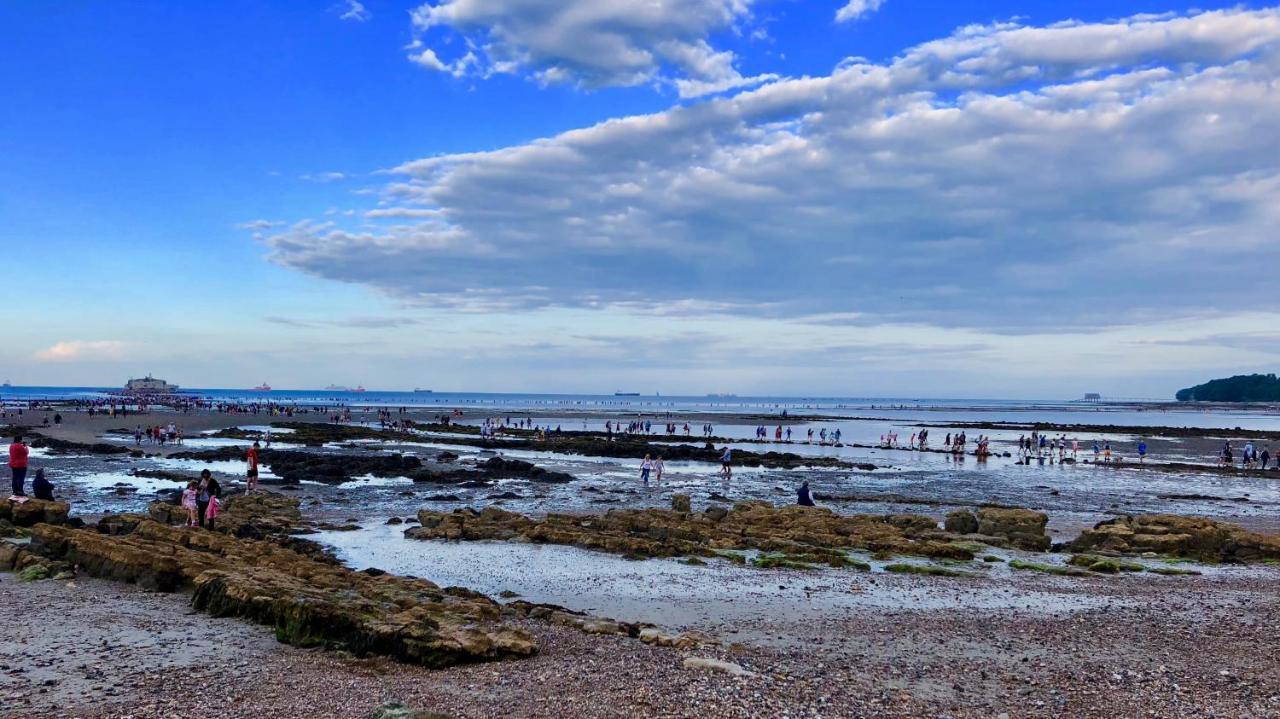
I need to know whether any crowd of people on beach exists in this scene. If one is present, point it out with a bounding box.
[133,423,184,445]
[1220,441,1274,469]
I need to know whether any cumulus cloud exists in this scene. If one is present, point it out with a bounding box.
[835,0,885,23]
[265,8,1280,331]
[34,340,129,362]
[406,0,772,97]
[339,0,370,22]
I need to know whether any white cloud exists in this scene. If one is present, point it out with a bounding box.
[235,219,283,230]
[299,171,347,183]
[339,0,370,22]
[34,340,129,362]
[267,8,1280,331]
[835,0,885,23]
[406,0,765,97]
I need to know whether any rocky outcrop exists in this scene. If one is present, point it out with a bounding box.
[0,497,70,527]
[944,509,979,534]
[408,502,975,564]
[409,456,576,485]
[27,508,537,667]
[1070,514,1280,562]
[169,447,422,484]
[974,507,1050,551]
[25,432,132,455]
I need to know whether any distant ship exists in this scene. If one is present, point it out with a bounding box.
[1,380,9,388]
[251,383,272,391]
[325,384,366,392]
[614,392,641,397]
[706,393,738,399]
[352,385,366,393]
[125,375,179,394]
[413,388,433,393]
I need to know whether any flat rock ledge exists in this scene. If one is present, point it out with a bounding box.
[22,495,536,668]
[407,501,1044,563]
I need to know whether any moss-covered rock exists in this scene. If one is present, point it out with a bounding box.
[975,508,1050,551]
[409,503,980,565]
[884,563,973,577]
[944,510,979,534]
[1070,514,1280,563]
[0,497,70,527]
[1007,559,1088,577]
[28,508,536,667]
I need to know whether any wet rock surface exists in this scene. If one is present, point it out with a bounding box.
[170,447,423,484]
[0,497,71,528]
[24,494,536,667]
[1070,513,1280,562]
[409,456,576,486]
[408,502,986,564]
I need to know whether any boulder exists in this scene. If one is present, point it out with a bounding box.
[1070,514,1280,562]
[0,497,70,527]
[975,507,1050,551]
[671,494,692,513]
[944,509,979,535]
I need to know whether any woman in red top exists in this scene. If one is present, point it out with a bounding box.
[10,434,29,497]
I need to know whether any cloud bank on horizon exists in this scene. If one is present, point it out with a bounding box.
[264,7,1280,334]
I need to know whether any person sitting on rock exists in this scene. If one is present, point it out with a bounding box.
[31,468,54,501]
[797,481,815,507]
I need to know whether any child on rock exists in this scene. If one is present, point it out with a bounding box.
[181,481,199,526]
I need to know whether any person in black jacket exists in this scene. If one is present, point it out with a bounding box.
[797,480,815,507]
[31,468,54,501]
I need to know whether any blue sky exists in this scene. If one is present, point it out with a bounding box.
[2,1,1279,398]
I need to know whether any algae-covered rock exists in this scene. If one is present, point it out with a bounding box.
[1070,514,1280,563]
[18,563,51,581]
[1008,559,1088,577]
[671,494,692,513]
[975,507,1050,551]
[0,498,70,527]
[1067,554,1145,573]
[28,499,537,668]
[884,563,973,578]
[944,510,979,535]
[409,503,984,565]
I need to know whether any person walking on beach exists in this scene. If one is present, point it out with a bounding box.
[1137,439,1148,463]
[9,434,28,497]
[797,481,815,507]
[654,456,664,482]
[246,441,261,493]
[720,447,732,478]
[640,454,653,483]
[1262,447,1271,471]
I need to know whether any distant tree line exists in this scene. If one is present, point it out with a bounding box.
[1175,373,1280,402]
